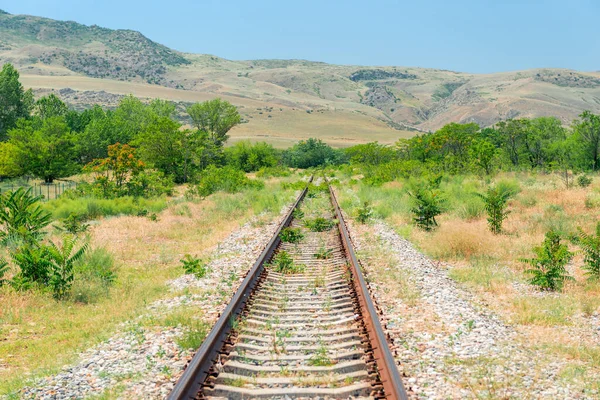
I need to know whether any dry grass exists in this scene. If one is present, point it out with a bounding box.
[0,179,295,395]
[339,172,600,381]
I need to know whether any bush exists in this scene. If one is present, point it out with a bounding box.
[11,243,52,285]
[0,187,52,244]
[477,186,513,234]
[282,138,345,169]
[47,235,89,299]
[279,227,304,243]
[408,185,444,231]
[573,223,600,281]
[578,175,593,188]
[55,214,90,235]
[355,201,373,224]
[180,254,208,278]
[522,231,573,291]
[192,166,264,197]
[256,166,291,178]
[225,141,279,172]
[304,217,336,232]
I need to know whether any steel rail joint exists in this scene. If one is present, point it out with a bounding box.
[168,178,312,400]
[329,185,409,400]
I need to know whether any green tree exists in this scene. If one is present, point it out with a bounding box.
[8,117,80,182]
[469,139,497,175]
[428,122,479,172]
[495,119,530,167]
[34,94,68,120]
[186,98,241,147]
[572,111,600,170]
[0,63,33,139]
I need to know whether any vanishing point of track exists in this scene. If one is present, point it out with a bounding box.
[168,179,408,399]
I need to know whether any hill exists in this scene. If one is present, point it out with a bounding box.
[2,10,600,147]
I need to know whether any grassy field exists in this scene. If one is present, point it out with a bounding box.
[336,172,600,390]
[0,178,297,395]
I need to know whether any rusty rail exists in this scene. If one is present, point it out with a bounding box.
[329,184,409,400]
[169,178,408,399]
[167,181,311,400]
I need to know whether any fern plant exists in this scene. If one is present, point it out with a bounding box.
[522,230,573,291]
[47,235,89,299]
[477,186,512,234]
[0,188,52,244]
[574,223,600,281]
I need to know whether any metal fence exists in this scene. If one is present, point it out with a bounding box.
[0,181,78,202]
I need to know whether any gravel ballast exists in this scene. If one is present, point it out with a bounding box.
[348,219,599,399]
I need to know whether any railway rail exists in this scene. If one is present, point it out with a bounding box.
[169,180,408,399]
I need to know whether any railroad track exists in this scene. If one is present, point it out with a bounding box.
[169,180,408,399]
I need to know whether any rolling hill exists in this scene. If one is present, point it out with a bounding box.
[2,9,600,147]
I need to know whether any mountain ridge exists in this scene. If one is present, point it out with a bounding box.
[2,9,600,147]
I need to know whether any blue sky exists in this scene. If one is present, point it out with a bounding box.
[3,0,599,73]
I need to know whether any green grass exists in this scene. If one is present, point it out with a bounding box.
[43,196,168,220]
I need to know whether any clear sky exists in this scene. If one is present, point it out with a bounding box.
[3,0,599,73]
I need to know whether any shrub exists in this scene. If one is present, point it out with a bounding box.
[47,235,89,299]
[573,223,600,281]
[356,201,373,224]
[304,217,336,232]
[256,166,291,178]
[193,166,264,197]
[408,185,444,231]
[180,254,208,278]
[578,175,593,188]
[477,186,513,234]
[279,227,304,243]
[11,243,53,285]
[522,231,573,291]
[55,214,90,235]
[0,187,52,244]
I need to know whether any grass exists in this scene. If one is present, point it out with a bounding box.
[0,177,297,395]
[336,171,600,390]
[43,196,168,220]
